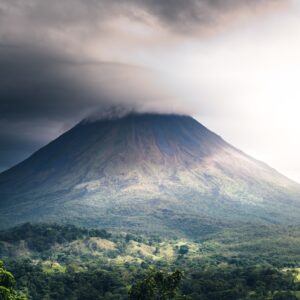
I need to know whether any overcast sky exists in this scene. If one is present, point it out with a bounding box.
[1,0,300,182]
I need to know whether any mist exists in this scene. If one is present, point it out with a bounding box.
[1,0,300,182]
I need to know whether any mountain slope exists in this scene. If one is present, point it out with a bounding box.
[0,113,300,234]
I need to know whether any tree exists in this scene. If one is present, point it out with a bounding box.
[178,245,189,255]
[0,261,27,300]
[129,269,185,300]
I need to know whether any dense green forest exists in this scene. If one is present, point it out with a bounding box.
[0,223,300,299]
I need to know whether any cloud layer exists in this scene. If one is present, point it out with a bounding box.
[0,0,290,171]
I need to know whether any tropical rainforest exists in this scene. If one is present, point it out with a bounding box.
[0,223,299,299]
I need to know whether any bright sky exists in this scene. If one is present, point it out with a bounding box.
[130,0,300,182]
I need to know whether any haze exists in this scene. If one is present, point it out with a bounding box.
[1,0,300,182]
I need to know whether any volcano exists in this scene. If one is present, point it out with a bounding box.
[0,113,300,235]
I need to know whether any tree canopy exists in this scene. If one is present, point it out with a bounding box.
[129,269,185,300]
[0,261,27,300]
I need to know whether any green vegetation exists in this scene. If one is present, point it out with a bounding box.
[0,223,300,299]
[0,260,27,300]
[129,269,184,300]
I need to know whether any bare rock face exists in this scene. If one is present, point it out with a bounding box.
[1,113,300,235]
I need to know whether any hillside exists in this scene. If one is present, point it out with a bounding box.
[0,113,300,233]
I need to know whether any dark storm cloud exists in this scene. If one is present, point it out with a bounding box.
[0,46,98,121]
[0,0,286,172]
[0,45,170,121]
[0,45,171,172]
[0,43,162,168]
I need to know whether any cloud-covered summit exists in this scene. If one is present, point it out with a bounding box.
[0,0,291,172]
[0,0,286,119]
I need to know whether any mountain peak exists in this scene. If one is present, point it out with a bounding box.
[81,111,192,124]
[75,112,221,160]
[0,112,300,233]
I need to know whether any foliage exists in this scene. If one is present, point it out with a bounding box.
[0,261,27,300]
[0,223,111,252]
[178,245,189,255]
[1,223,300,299]
[129,269,184,300]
